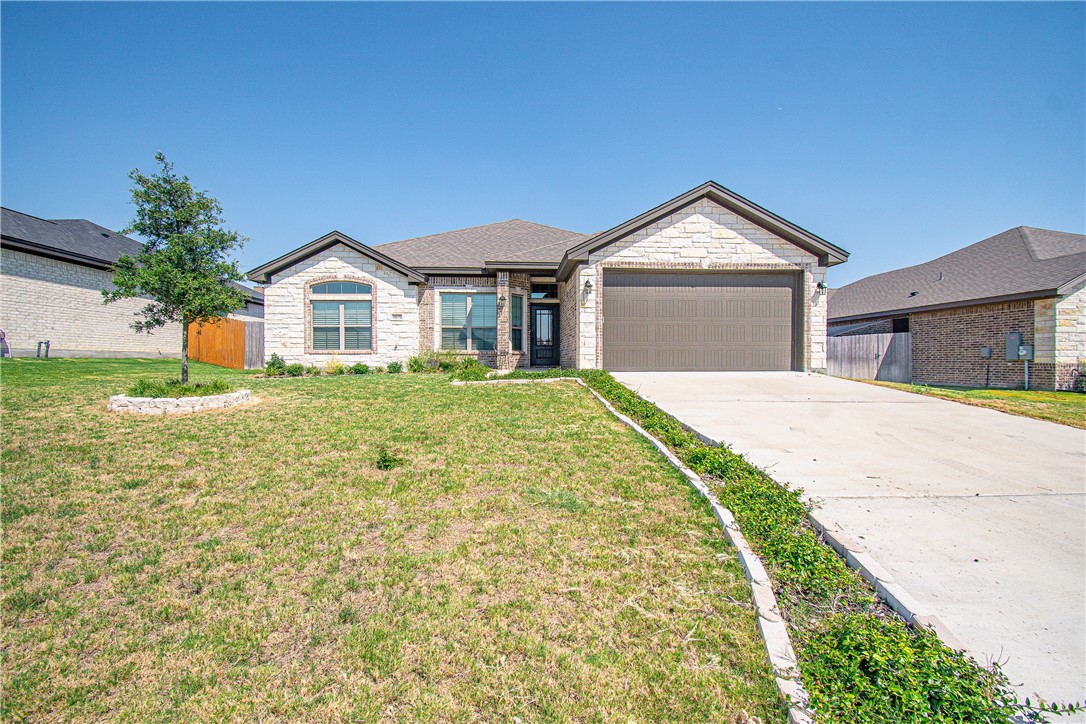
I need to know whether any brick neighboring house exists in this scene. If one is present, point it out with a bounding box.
[248,181,849,372]
[829,227,1085,390]
[0,207,263,358]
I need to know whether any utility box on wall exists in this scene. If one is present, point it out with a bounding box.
[1005,332,1022,361]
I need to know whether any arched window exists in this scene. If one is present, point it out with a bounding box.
[309,280,373,351]
[311,282,371,295]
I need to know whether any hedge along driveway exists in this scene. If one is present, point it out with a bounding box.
[1,359,782,722]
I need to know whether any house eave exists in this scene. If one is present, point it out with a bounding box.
[2,235,114,271]
[828,289,1061,324]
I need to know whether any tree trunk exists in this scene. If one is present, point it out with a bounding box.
[181,318,189,384]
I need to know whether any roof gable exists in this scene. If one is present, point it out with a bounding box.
[247,231,426,284]
[557,181,848,280]
[829,226,1086,322]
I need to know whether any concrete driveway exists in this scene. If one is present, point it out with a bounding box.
[613,371,1086,704]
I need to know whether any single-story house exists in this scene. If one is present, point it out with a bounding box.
[248,181,848,372]
[1,206,263,358]
[828,226,1085,390]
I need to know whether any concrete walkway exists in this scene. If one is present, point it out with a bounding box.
[613,371,1086,705]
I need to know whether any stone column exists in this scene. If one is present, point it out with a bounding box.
[496,271,512,370]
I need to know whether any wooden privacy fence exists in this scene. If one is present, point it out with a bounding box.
[187,318,264,370]
[828,332,912,383]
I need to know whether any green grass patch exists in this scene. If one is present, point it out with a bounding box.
[862,380,1086,429]
[1,357,780,721]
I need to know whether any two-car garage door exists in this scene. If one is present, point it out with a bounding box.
[602,270,798,371]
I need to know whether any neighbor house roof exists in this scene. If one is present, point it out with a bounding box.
[2,206,263,304]
[374,219,589,271]
[829,226,1085,323]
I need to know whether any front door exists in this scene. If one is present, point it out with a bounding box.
[530,304,559,366]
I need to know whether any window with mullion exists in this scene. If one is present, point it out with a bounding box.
[440,292,496,352]
[311,299,372,351]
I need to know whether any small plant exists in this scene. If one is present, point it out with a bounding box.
[127,378,232,398]
[265,353,286,376]
[350,363,370,375]
[386,361,403,374]
[305,365,322,376]
[407,356,426,373]
[375,446,403,471]
[284,363,305,377]
[371,365,385,374]
[453,357,491,381]
[324,356,345,376]
[1072,360,1086,393]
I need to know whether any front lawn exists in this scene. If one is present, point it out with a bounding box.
[862,380,1086,429]
[1,358,781,721]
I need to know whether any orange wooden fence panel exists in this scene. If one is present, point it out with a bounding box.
[188,318,246,370]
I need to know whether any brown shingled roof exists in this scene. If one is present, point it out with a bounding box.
[829,226,1085,322]
[373,219,588,268]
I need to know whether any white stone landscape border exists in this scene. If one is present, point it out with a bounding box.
[452,376,815,724]
[107,390,251,415]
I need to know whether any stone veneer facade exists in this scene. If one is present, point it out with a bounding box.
[828,281,1086,390]
[1,248,183,357]
[263,200,837,373]
[264,243,419,367]
[572,198,828,371]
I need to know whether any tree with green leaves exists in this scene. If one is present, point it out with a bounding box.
[104,153,248,383]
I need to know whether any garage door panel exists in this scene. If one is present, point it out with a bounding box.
[603,271,796,372]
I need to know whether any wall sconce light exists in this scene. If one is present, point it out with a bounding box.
[498,294,507,307]
[816,281,828,295]
[581,279,594,307]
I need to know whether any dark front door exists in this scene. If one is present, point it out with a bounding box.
[530,304,559,366]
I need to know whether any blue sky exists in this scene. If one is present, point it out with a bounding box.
[2,2,1083,286]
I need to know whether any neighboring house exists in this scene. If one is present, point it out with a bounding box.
[829,226,1085,390]
[1,207,263,358]
[248,181,848,372]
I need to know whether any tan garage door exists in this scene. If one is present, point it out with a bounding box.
[603,271,798,371]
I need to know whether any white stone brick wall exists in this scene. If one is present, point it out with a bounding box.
[264,243,419,366]
[1,248,182,357]
[576,199,829,371]
[1055,281,1086,366]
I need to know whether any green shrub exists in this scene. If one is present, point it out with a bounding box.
[284,363,305,377]
[371,365,385,374]
[453,358,491,381]
[410,350,460,373]
[387,362,403,374]
[264,353,286,376]
[350,363,370,375]
[305,365,322,376]
[127,378,232,398]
